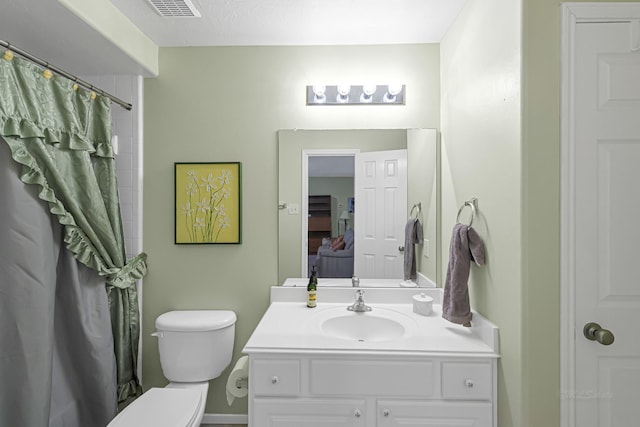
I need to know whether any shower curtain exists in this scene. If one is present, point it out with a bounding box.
[0,53,147,426]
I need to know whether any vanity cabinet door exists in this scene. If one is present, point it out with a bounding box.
[376,400,492,427]
[253,398,367,427]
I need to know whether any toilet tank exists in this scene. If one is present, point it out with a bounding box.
[154,310,237,382]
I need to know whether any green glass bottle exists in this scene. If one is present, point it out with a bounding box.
[307,266,318,308]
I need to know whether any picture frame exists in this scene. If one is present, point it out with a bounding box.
[174,162,242,244]
[348,197,355,213]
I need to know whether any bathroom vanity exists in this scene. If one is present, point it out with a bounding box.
[243,287,499,427]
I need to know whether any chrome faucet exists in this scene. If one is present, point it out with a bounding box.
[347,289,372,312]
[351,275,360,287]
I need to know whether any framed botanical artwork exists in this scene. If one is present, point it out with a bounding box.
[174,162,242,244]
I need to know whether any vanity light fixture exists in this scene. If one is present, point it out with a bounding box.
[306,84,405,105]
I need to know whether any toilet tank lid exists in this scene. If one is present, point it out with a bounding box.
[156,310,237,332]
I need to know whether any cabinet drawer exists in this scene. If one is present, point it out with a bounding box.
[441,362,492,400]
[252,398,366,427]
[377,400,492,426]
[252,359,300,396]
[310,359,434,397]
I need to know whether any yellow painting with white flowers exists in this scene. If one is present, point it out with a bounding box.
[175,162,241,244]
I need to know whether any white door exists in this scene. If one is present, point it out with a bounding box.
[565,15,640,427]
[354,149,407,278]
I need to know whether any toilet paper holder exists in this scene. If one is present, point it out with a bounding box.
[235,377,248,389]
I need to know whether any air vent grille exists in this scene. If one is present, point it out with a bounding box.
[146,0,201,18]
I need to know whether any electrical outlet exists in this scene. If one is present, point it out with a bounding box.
[288,204,299,215]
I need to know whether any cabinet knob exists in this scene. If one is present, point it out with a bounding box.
[383,408,391,417]
[464,379,474,388]
[354,409,362,418]
[271,376,279,384]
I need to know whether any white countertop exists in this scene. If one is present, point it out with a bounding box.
[281,274,436,289]
[243,287,499,358]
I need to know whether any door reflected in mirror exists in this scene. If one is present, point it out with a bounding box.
[278,129,438,287]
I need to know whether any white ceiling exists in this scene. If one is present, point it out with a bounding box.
[0,0,465,76]
[111,0,467,47]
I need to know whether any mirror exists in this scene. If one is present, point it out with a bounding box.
[278,129,438,287]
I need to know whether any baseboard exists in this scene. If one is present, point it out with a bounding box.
[201,413,248,424]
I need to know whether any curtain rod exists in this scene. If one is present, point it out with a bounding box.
[0,40,132,111]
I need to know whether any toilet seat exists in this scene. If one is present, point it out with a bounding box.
[107,387,203,427]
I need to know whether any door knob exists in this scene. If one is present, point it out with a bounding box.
[583,322,615,345]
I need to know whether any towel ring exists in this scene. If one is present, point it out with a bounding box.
[409,203,421,219]
[456,199,477,226]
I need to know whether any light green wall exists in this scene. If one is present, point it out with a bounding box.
[441,1,522,426]
[521,1,639,426]
[143,45,440,415]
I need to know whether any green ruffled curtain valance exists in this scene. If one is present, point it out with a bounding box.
[1,52,146,401]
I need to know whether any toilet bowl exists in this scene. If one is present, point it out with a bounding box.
[107,310,237,427]
[107,383,208,427]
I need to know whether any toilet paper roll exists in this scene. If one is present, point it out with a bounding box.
[226,355,249,405]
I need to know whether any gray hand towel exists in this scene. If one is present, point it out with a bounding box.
[442,223,485,326]
[403,218,423,281]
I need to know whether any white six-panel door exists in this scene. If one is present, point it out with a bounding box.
[354,150,407,279]
[563,7,640,426]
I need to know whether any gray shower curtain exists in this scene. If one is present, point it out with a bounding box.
[0,142,117,426]
[0,52,147,425]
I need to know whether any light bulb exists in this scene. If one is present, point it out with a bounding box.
[384,84,403,103]
[360,85,377,102]
[337,85,351,96]
[312,85,326,103]
[312,85,326,96]
[336,85,351,103]
[388,84,403,95]
[363,85,377,96]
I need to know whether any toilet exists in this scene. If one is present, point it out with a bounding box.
[108,310,237,427]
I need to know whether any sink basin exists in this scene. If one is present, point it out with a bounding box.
[322,313,405,342]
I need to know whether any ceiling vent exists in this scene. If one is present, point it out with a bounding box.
[146,0,201,18]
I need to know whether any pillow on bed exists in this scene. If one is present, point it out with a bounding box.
[331,235,345,251]
[343,228,355,250]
